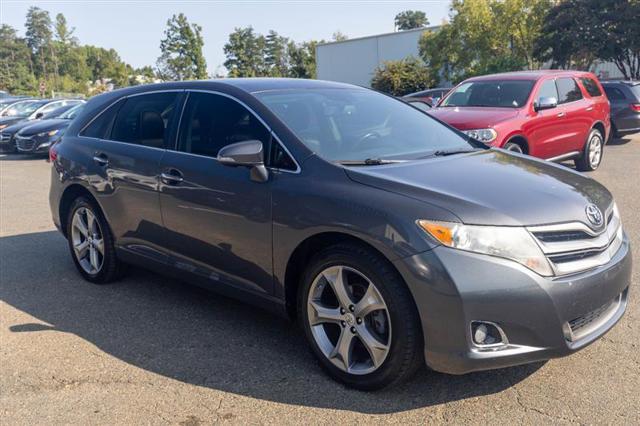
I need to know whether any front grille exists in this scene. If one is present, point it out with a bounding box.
[0,132,11,143]
[566,293,622,341]
[527,204,623,276]
[15,136,37,151]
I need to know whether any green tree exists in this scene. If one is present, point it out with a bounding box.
[156,13,207,81]
[0,24,37,94]
[54,13,77,45]
[24,6,53,79]
[223,26,266,77]
[287,40,320,79]
[332,31,349,41]
[534,0,640,79]
[264,30,289,77]
[420,0,550,84]
[394,10,429,31]
[370,57,435,96]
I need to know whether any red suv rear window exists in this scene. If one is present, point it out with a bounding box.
[580,78,603,97]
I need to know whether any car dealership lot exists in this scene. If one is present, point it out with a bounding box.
[1,137,639,424]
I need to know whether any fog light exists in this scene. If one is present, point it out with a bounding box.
[471,321,507,347]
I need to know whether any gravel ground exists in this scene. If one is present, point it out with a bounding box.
[1,135,639,425]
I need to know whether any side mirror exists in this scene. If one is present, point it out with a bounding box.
[534,96,558,111]
[35,112,44,119]
[217,140,268,182]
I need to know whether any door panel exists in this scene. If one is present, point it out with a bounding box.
[158,91,274,295]
[526,78,569,158]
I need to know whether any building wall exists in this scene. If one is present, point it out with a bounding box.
[316,26,438,87]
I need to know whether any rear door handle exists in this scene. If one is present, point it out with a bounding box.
[161,168,184,185]
[586,106,594,111]
[93,153,109,166]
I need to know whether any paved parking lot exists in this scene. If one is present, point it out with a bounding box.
[1,136,639,424]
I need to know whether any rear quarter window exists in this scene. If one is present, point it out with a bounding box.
[80,100,123,139]
[580,78,603,97]
[603,86,627,101]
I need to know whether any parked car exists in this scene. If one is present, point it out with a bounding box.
[0,103,83,152]
[0,97,35,120]
[601,80,640,137]
[50,79,630,390]
[428,70,611,171]
[404,87,451,106]
[14,103,85,154]
[404,98,432,112]
[0,99,84,137]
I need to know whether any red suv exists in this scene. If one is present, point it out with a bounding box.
[428,70,611,171]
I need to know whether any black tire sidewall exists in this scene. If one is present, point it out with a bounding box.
[298,244,422,390]
[504,142,523,154]
[577,129,603,171]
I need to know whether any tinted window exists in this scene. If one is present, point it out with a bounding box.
[556,78,583,104]
[80,100,123,139]
[440,80,535,108]
[111,92,178,148]
[256,88,475,162]
[269,140,297,171]
[536,79,559,102]
[39,102,64,115]
[580,78,602,97]
[178,92,270,158]
[604,86,626,101]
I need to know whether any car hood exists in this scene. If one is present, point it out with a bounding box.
[0,116,26,127]
[428,107,520,129]
[18,119,69,136]
[1,119,36,136]
[344,149,613,227]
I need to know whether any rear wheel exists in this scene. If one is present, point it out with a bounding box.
[575,129,603,171]
[66,197,125,284]
[298,243,423,390]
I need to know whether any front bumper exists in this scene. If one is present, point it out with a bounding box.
[394,233,632,375]
[15,135,53,154]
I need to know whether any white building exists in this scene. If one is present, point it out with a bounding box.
[316,27,625,88]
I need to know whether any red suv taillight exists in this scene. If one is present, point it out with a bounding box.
[631,103,640,112]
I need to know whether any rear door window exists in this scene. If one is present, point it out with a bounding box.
[80,100,124,139]
[110,92,179,148]
[556,78,583,104]
[580,78,603,97]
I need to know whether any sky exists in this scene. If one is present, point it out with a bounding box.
[0,1,451,75]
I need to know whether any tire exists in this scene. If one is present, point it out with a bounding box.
[504,142,524,154]
[298,243,423,390]
[575,128,604,171]
[66,196,125,284]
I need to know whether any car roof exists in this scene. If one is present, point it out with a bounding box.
[601,80,640,87]
[99,78,360,99]
[464,70,597,82]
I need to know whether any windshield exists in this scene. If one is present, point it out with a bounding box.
[4,101,46,117]
[59,104,84,119]
[441,80,535,108]
[255,88,476,163]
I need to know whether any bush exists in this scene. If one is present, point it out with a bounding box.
[370,57,435,96]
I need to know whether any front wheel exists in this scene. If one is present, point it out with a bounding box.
[575,129,604,171]
[298,243,423,390]
[504,142,524,154]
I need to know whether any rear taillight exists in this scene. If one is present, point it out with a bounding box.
[48,144,58,163]
[631,103,640,112]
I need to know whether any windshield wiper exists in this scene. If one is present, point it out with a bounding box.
[422,148,481,158]
[337,158,405,166]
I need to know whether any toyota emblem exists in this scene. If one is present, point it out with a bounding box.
[585,204,604,227]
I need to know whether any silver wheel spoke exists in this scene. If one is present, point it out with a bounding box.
[89,246,100,271]
[357,325,390,368]
[86,210,96,235]
[308,301,342,325]
[331,328,355,372]
[74,240,90,258]
[354,284,385,318]
[73,213,89,237]
[94,238,104,255]
[322,266,353,308]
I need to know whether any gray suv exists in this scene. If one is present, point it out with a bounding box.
[602,80,640,137]
[49,79,631,390]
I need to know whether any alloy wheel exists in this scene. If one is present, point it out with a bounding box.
[307,265,391,375]
[71,207,104,274]
[588,134,602,168]
[506,144,523,153]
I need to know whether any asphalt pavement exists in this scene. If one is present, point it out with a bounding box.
[1,135,639,424]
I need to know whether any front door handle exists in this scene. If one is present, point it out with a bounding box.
[557,112,566,118]
[161,168,184,185]
[93,153,109,166]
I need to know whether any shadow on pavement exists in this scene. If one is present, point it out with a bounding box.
[0,231,542,414]
[608,136,634,146]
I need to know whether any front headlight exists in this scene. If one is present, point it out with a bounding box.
[0,124,7,130]
[37,129,59,138]
[463,128,497,143]
[417,220,553,276]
